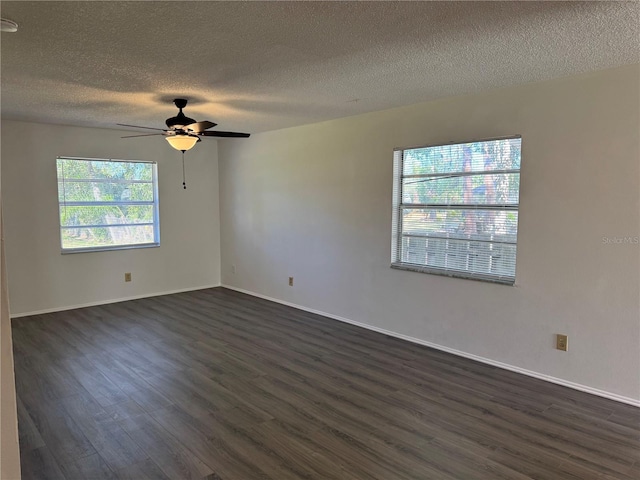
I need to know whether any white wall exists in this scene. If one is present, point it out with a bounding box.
[1,121,221,315]
[219,64,640,403]
[1,164,21,480]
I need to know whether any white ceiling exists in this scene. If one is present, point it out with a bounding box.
[1,1,638,135]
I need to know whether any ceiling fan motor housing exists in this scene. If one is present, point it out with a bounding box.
[118,98,249,139]
[166,98,196,129]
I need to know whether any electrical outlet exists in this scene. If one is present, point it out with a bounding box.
[124,272,132,282]
[231,264,236,274]
[288,276,294,286]
[556,334,568,351]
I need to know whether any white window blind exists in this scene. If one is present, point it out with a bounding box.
[391,136,522,284]
[57,157,160,253]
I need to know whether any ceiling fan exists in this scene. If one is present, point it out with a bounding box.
[118,99,250,189]
[118,98,250,152]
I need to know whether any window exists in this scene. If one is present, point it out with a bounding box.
[391,136,522,284]
[56,157,160,253]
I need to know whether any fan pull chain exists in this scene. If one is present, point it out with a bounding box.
[181,151,187,189]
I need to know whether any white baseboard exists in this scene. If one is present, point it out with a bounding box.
[221,284,640,408]
[10,284,221,318]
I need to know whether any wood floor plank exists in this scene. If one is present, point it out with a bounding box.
[12,286,640,479]
[19,446,66,480]
[387,387,638,476]
[59,393,148,472]
[255,375,524,480]
[84,351,174,413]
[252,374,435,449]
[112,457,172,480]
[58,356,130,407]
[248,419,358,480]
[14,354,84,404]
[60,453,118,480]
[16,396,45,454]
[19,398,97,471]
[118,413,214,479]
[149,405,275,480]
[190,411,319,480]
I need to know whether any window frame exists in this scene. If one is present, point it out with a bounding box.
[391,135,522,285]
[56,156,160,254]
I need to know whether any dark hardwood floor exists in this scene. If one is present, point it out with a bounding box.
[11,287,640,479]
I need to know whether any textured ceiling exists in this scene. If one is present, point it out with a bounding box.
[1,1,638,134]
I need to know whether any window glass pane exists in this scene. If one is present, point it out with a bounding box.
[402,173,520,205]
[402,208,518,243]
[61,225,156,250]
[56,158,159,252]
[57,159,153,181]
[59,205,155,227]
[399,236,517,279]
[58,181,154,203]
[402,138,521,176]
[393,136,521,283]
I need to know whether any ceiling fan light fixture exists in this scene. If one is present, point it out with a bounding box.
[166,134,199,152]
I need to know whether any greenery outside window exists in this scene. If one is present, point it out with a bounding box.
[57,157,160,253]
[391,136,522,284]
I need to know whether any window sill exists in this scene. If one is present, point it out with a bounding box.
[390,262,515,286]
[61,243,160,255]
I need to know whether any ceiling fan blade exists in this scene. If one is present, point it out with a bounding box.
[121,133,165,138]
[185,121,217,133]
[117,123,166,131]
[199,131,250,138]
